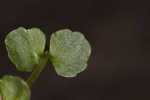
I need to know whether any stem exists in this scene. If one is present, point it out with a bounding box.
[27,51,50,87]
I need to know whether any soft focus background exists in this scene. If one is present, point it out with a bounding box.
[0,0,150,100]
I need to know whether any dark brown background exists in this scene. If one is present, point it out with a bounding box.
[0,0,150,100]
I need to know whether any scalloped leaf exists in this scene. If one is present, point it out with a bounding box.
[5,27,46,72]
[0,75,31,100]
[50,29,91,77]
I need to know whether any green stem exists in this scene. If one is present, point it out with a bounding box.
[27,51,50,87]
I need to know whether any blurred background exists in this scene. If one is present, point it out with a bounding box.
[0,0,150,100]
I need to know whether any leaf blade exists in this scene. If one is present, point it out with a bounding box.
[0,75,31,100]
[5,27,46,72]
[50,29,91,77]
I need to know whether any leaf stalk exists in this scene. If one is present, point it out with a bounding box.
[27,51,49,87]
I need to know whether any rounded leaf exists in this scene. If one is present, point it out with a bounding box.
[50,29,91,77]
[5,27,46,72]
[0,75,31,100]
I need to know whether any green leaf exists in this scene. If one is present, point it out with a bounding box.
[0,75,31,100]
[5,27,46,72]
[50,29,91,77]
